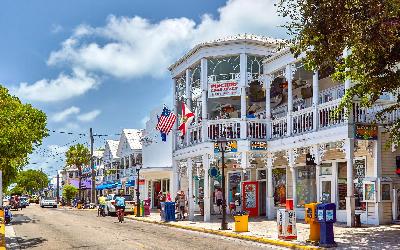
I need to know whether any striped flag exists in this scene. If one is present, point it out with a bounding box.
[156,106,177,135]
[178,103,195,136]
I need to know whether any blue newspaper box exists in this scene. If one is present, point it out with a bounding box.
[317,203,337,247]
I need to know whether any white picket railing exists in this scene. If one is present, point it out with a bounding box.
[188,124,202,146]
[208,118,241,140]
[292,107,314,135]
[318,99,345,128]
[270,116,287,139]
[247,120,267,139]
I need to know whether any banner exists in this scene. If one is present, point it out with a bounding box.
[208,80,241,98]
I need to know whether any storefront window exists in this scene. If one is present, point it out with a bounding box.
[296,165,317,207]
[272,168,286,207]
[337,160,366,210]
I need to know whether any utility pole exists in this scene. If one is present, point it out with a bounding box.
[90,128,95,203]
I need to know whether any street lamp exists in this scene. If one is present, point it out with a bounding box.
[216,137,229,230]
[135,165,143,217]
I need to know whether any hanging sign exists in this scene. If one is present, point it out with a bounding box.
[214,140,238,153]
[208,80,241,98]
[250,141,268,151]
[355,124,378,140]
[208,167,220,178]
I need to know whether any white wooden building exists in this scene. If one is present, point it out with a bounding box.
[169,34,400,226]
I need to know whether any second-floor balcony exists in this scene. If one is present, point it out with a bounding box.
[175,98,400,151]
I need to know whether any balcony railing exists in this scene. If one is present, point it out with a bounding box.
[174,95,399,150]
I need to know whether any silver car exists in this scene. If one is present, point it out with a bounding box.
[40,197,57,208]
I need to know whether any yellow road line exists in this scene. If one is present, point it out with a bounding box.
[125,216,320,250]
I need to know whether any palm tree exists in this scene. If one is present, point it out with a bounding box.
[65,144,90,201]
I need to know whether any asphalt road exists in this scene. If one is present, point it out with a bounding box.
[7,204,283,250]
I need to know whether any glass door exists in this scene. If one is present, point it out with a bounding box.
[319,176,335,203]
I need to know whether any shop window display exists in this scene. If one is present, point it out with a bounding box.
[296,165,317,208]
[272,168,286,207]
[228,172,242,204]
[337,160,366,210]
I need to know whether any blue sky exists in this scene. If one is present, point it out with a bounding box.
[0,0,287,176]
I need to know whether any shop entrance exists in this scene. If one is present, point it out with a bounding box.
[153,180,161,208]
[259,181,266,216]
[319,175,335,203]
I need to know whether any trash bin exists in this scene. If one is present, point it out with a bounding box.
[144,199,151,216]
[317,203,337,248]
[234,214,249,232]
[134,205,143,217]
[305,203,320,244]
[77,203,82,209]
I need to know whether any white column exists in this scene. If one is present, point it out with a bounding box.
[286,64,294,136]
[266,154,275,219]
[203,154,211,222]
[172,160,179,197]
[201,58,208,142]
[311,145,321,201]
[344,138,355,226]
[265,74,272,139]
[374,128,382,225]
[240,53,248,139]
[312,71,319,131]
[187,158,194,220]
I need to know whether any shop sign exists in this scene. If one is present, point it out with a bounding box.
[355,124,378,140]
[138,179,145,185]
[250,141,268,151]
[214,140,238,153]
[208,80,241,98]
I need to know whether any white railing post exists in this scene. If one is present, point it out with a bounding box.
[186,68,192,110]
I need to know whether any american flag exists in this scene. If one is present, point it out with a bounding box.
[156,106,176,134]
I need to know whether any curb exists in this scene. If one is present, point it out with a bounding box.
[125,216,319,250]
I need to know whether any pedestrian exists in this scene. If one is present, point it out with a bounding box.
[177,191,186,220]
[215,188,223,214]
[157,191,165,216]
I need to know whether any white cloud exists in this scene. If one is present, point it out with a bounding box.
[12,68,99,102]
[52,106,80,122]
[47,0,286,79]
[77,109,101,122]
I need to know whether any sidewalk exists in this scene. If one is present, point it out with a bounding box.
[5,224,20,250]
[126,212,400,249]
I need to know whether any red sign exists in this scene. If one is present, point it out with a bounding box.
[138,179,145,185]
[208,81,241,98]
[242,181,259,217]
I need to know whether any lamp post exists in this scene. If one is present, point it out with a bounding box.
[216,137,229,230]
[135,165,143,217]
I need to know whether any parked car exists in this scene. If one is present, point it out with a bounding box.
[105,194,135,215]
[20,196,29,208]
[40,197,57,208]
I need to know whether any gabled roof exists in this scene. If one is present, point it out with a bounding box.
[103,140,119,161]
[123,129,142,150]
